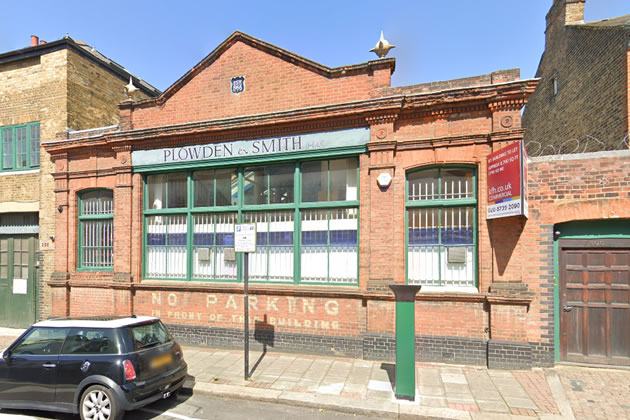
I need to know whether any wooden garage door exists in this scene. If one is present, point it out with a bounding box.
[560,239,630,365]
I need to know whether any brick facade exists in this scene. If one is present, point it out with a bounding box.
[0,37,157,326]
[522,0,630,155]
[38,8,630,370]
[44,31,560,369]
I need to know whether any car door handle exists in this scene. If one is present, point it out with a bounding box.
[42,363,57,368]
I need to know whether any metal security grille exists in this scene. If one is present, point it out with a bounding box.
[243,211,294,282]
[0,213,39,234]
[406,167,476,288]
[146,215,187,278]
[143,158,360,284]
[79,190,114,269]
[192,213,237,280]
[301,208,358,284]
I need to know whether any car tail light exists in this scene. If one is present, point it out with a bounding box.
[123,360,136,381]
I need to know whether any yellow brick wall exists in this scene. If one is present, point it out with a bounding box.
[38,48,152,320]
[37,50,70,321]
[66,49,150,130]
[0,44,153,321]
[0,54,59,204]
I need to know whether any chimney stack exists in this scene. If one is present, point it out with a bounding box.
[546,0,585,29]
[40,40,46,45]
[30,35,39,47]
[545,0,585,48]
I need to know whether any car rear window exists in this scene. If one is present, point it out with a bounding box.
[129,321,171,351]
[61,328,119,355]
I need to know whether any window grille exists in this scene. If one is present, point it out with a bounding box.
[143,158,359,284]
[406,167,476,289]
[78,190,114,269]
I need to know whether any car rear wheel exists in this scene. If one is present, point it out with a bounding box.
[80,384,121,420]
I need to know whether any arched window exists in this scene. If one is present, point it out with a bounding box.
[406,167,476,289]
[78,190,113,269]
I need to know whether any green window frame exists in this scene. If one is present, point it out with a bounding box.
[78,190,114,271]
[143,157,360,285]
[405,166,477,289]
[1,122,40,172]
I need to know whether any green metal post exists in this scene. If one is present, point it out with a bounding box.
[389,284,421,401]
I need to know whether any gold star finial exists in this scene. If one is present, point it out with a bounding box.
[370,31,395,58]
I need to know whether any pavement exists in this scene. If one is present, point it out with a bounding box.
[2,328,630,419]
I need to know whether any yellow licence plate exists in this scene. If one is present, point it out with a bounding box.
[151,353,173,369]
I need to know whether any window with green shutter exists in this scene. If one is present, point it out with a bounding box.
[0,122,40,172]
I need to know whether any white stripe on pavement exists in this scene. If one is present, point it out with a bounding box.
[0,414,38,420]
[139,407,203,420]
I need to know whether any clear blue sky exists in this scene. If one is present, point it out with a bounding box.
[1,1,627,92]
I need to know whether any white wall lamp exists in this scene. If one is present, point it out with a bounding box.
[377,172,392,189]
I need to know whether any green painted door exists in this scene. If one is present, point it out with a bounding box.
[0,235,37,328]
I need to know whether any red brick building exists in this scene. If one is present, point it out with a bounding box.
[42,30,572,368]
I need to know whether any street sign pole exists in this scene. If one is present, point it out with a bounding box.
[244,252,249,380]
[234,222,256,381]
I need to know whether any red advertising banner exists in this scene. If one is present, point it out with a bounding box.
[486,141,528,219]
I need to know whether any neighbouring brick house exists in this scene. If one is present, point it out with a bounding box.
[43,30,561,369]
[526,150,630,366]
[519,0,630,367]
[522,0,630,155]
[0,35,159,328]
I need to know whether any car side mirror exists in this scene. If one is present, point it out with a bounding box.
[1,349,10,360]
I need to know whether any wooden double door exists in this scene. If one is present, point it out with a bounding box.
[0,235,37,328]
[559,238,630,365]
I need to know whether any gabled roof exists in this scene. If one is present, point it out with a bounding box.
[0,36,160,98]
[152,31,395,105]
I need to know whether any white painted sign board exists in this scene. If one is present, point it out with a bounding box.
[13,279,27,295]
[234,223,257,253]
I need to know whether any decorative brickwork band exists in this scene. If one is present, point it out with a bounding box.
[488,99,527,112]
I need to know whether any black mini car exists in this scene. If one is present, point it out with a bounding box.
[0,316,187,420]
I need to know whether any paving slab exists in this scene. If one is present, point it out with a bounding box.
[444,382,472,394]
[418,395,448,407]
[476,399,509,413]
[418,385,445,396]
[270,380,298,390]
[469,389,503,401]
[446,393,477,404]
[503,395,539,410]
[470,413,533,420]
[442,372,468,384]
